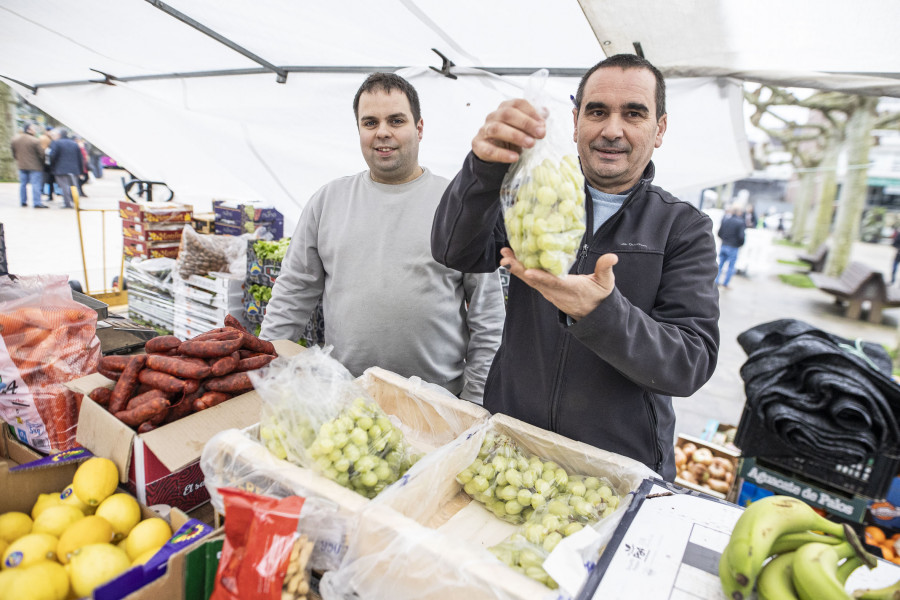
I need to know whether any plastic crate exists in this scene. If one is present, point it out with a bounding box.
[734,402,900,499]
[246,241,282,286]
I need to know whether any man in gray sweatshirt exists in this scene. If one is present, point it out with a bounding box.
[260,73,505,404]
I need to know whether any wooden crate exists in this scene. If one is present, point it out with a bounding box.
[674,433,740,501]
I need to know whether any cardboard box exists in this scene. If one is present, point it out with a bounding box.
[202,366,492,521]
[334,413,656,600]
[192,212,216,235]
[119,200,193,224]
[67,339,300,512]
[212,200,282,225]
[738,456,870,522]
[674,433,740,501]
[122,219,186,243]
[123,238,180,259]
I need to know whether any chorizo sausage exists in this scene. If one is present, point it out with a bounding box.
[205,371,253,394]
[239,332,276,356]
[189,327,242,342]
[235,353,276,372]
[125,389,169,411]
[224,314,249,333]
[137,421,157,434]
[88,387,112,407]
[165,388,201,424]
[178,331,243,358]
[182,378,201,396]
[146,354,211,379]
[192,391,230,412]
[144,335,183,354]
[109,355,147,414]
[209,352,240,377]
[115,396,170,427]
[138,368,186,394]
[97,367,121,382]
[98,355,131,372]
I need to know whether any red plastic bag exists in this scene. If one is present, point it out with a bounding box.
[0,275,101,451]
[211,488,312,600]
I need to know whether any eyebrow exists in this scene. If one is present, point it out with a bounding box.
[583,101,650,114]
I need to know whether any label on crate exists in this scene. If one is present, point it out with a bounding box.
[739,457,869,521]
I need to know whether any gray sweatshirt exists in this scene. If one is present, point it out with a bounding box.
[260,168,505,403]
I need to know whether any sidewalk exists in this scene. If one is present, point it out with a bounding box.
[1,173,898,439]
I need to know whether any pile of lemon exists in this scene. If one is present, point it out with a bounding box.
[0,457,173,600]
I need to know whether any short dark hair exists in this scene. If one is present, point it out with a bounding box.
[574,54,666,120]
[352,72,422,124]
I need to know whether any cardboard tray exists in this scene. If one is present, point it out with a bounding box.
[201,366,491,519]
[334,413,658,600]
[67,339,301,489]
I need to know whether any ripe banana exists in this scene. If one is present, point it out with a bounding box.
[719,550,746,600]
[770,531,843,555]
[756,552,800,600]
[836,556,864,586]
[853,578,900,600]
[721,495,846,597]
[791,541,857,600]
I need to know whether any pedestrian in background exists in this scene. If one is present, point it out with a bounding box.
[890,227,900,285]
[46,128,85,209]
[716,205,746,289]
[10,122,47,208]
[39,125,56,202]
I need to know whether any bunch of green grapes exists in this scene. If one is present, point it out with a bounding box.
[503,154,587,276]
[456,433,620,529]
[304,397,419,499]
[488,536,558,590]
[259,407,316,464]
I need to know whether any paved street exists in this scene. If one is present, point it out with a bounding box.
[1,172,898,440]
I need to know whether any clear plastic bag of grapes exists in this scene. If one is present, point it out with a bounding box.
[488,533,559,590]
[500,69,587,277]
[250,346,421,499]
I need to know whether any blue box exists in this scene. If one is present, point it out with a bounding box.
[212,200,282,226]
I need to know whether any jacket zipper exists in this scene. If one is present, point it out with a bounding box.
[548,336,570,432]
[644,393,663,472]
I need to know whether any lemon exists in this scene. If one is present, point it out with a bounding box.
[0,568,20,596]
[30,494,63,521]
[68,543,131,598]
[72,457,119,507]
[5,560,69,600]
[2,533,58,569]
[95,494,141,541]
[31,506,84,538]
[0,512,33,543]
[56,516,115,565]
[131,547,160,566]
[59,486,95,516]
[124,518,171,561]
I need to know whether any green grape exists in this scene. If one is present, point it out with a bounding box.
[530,494,547,510]
[541,514,561,532]
[542,532,563,553]
[457,468,474,484]
[360,471,378,487]
[547,499,570,518]
[505,500,524,515]
[516,488,533,506]
[472,476,490,493]
[598,485,612,500]
[357,415,374,430]
[505,469,523,488]
[498,485,518,502]
[349,427,368,447]
[563,522,584,537]
[525,524,546,545]
[334,458,350,473]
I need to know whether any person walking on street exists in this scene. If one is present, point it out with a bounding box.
[716,205,746,289]
[46,128,85,209]
[431,54,720,479]
[10,123,47,208]
[261,73,506,404]
[890,227,900,285]
[39,126,56,202]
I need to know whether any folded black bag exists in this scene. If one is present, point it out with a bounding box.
[735,319,900,464]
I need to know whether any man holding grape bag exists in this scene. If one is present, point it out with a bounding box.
[431,54,720,480]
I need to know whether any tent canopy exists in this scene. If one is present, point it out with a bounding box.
[3,0,895,228]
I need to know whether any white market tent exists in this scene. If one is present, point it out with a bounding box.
[2,0,899,232]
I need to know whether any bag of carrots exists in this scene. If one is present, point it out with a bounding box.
[0,275,101,452]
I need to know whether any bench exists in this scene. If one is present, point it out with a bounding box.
[810,261,900,323]
[797,244,828,272]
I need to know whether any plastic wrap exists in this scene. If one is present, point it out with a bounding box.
[0,274,101,451]
[200,428,348,571]
[321,414,655,600]
[249,347,421,499]
[500,69,587,277]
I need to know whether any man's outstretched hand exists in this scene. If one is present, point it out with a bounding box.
[500,248,618,320]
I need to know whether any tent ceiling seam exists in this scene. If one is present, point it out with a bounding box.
[144,0,288,83]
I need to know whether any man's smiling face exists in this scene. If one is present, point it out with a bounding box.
[357,89,423,184]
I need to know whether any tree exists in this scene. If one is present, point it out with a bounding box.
[0,82,15,182]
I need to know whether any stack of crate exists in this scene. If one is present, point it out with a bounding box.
[173,273,245,340]
[119,200,193,259]
[212,200,284,240]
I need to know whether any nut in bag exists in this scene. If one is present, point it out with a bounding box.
[501,69,587,277]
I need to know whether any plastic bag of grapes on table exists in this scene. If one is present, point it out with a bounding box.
[250,346,421,499]
[500,69,587,277]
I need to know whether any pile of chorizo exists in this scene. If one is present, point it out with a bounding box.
[88,315,277,432]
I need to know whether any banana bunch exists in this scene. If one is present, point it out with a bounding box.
[719,495,879,600]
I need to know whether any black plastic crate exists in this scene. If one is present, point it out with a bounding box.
[246,241,282,286]
[242,287,267,324]
[735,402,900,499]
